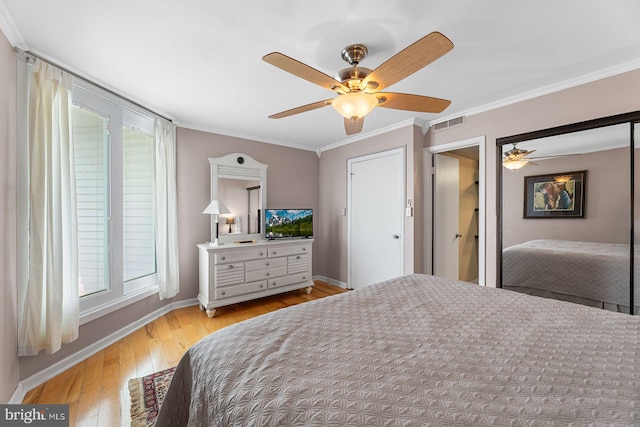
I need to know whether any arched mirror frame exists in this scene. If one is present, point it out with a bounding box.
[210,153,267,244]
[497,110,640,315]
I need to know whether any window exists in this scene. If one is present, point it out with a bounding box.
[72,82,158,317]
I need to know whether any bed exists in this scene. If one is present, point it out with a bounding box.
[502,239,639,313]
[156,274,640,426]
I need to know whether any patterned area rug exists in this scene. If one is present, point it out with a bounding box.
[128,367,176,426]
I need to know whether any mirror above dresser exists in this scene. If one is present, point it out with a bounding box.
[209,153,267,244]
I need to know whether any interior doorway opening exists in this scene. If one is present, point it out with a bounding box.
[424,136,486,286]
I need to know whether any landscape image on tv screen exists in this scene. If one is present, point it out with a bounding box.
[265,209,313,239]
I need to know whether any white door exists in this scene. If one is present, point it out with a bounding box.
[348,148,405,289]
[434,154,460,280]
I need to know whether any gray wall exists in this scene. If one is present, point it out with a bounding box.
[317,124,423,284]
[428,67,640,286]
[503,147,630,248]
[0,29,20,403]
[175,127,320,298]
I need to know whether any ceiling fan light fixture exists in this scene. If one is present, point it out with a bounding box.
[503,159,528,170]
[331,92,378,122]
[554,174,572,183]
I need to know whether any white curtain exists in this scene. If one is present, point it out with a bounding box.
[155,118,180,299]
[19,60,79,356]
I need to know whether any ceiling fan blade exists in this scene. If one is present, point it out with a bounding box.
[263,52,349,93]
[376,92,451,113]
[528,153,583,161]
[344,117,364,135]
[268,99,331,119]
[360,32,453,91]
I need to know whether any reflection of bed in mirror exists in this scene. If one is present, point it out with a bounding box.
[503,239,639,313]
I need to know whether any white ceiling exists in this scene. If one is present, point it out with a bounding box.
[2,0,640,152]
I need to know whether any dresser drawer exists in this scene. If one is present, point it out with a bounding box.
[214,263,245,286]
[245,257,286,272]
[268,273,309,288]
[267,244,310,258]
[288,253,309,274]
[215,249,267,264]
[216,280,267,299]
[246,266,287,282]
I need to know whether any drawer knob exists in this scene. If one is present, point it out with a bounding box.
[259,252,264,256]
[303,248,307,251]
[221,291,226,296]
[272,282,277,286]
[302,276,306,280]
[228,265,234,269]
[266,261,270,266]
[221,256,226,261]
[260,284,264,288]
[266,272,270,276]
[296,255,301,259]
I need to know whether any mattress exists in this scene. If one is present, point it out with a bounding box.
[502,239,638,311]
[156,274,640,426]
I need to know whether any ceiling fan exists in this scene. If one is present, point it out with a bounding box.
[262,32,454,135]
[502,144,538,170]
[503,143,584,170]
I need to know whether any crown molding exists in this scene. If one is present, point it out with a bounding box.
[429,58,640,127]
[179,116,429,155]
[0,1,28,50]
[175,121,319,152]
[318,117,426,153]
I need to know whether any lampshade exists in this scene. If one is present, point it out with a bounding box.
[331,92,378,121]
[502,159,528,170]
[202,200,230,215]
[226,218,235,224]
[554,174,572,183]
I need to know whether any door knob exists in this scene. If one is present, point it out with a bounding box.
[393,234,400,239]
[455,233,462,238]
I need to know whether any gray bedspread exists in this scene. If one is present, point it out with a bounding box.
[156,274,640,426]
[503,239,638,310]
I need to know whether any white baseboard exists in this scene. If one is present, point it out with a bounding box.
[313,275,348,289]
[11,279,346,403]
[8,383,24,404]
[10,298,198,404]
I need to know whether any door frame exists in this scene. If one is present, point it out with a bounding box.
[424,136,486,286]
[347,147,406,289]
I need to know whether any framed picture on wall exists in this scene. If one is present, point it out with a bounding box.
[523,170,586,218]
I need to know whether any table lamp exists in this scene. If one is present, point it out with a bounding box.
[202,200,230,245]
[226,217,235,233]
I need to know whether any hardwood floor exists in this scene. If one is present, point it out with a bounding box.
[22,281,348,427]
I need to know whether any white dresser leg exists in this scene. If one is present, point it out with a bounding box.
[305,286,312,294]
[206,308,216,318]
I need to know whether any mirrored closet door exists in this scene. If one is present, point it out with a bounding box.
[498,112,640,315]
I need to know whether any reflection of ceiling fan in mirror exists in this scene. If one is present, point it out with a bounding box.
[263,32,454,135]
[502,144,582,170]
[502,144,537,170]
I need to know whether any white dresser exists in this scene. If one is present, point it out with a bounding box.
[197,239,314,317]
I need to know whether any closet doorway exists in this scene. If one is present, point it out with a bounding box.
[424,136,486,285]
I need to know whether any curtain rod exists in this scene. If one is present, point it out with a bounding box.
[17,49,174,124]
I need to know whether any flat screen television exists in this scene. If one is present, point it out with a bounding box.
[265,209,313,239]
